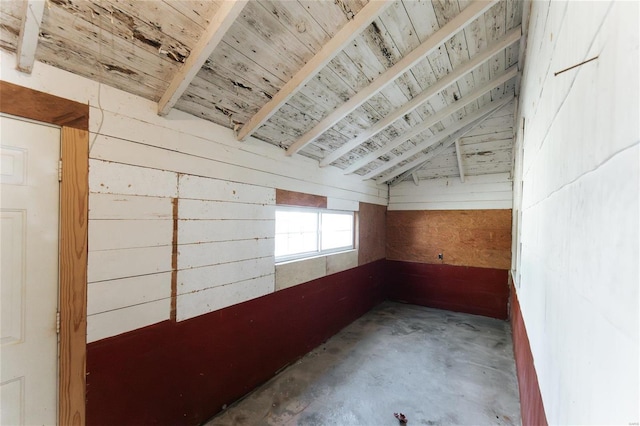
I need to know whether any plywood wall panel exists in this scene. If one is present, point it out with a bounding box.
[276,188,327,208]
[358,202,387,265]
[387,209,512,269]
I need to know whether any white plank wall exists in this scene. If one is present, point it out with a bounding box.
[513,1,638,423]
[0,50,387,342]
[388,173,513,210]
[87,161,176,343]
[176,175,276,321]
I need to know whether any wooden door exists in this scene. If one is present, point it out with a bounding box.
[1,114,60,425]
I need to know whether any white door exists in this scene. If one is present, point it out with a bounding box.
[0,114,60,425]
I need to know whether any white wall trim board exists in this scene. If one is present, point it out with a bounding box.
[388,173,513,211]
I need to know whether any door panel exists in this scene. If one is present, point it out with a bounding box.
[1,115,60,426]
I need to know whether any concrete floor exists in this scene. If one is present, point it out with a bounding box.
[205,302,521,425]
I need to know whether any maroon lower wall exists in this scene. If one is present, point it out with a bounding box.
[386,260,509,319]
[510,282,548,426]
[86,260,385,426]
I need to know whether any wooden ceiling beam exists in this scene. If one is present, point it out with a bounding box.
[16,0,45,73]
[455,139,465,183]
[319,26,521,167]
[235,0,393,141]
[361,95,513,180]
[378,100,513,185]
[346,66,518,175]
[285,0,498,156]
[158,1,247,116]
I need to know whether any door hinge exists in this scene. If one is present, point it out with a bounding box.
[56,311,60,334]
[58,160,63,182]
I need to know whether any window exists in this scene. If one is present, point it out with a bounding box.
[275,207,355,262]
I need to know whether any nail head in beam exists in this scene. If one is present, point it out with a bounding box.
[158,1,247,116]
[319,25,521,168]
[16,0,45,74]
[236,0,393,142]
[285,0,499,157]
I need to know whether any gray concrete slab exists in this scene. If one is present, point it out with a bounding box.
[205,302,521,425]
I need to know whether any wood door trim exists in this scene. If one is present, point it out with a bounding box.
[1,82,89,425]
[0,81,89,131]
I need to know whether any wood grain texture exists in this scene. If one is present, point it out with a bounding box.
[59,127,89,426]
[510,282,549,426]
[358,202,386,265]
[170,198,178,322]
[386,209,512,269]
[275,188,327,208]
[0,80,89,130]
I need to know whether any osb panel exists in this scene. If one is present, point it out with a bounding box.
[275,189,327,208]
[358,202,386,265]
[386,209,512,269]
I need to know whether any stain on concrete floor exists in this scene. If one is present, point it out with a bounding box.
[205,301,521,425]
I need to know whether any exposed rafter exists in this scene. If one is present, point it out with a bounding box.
[319,26,521,168]
[345,66,518,175]
[412,173,420,186]
[361,95,513,180]
[285,0,498,157]
[455,139,465,182]
[158,1,247,116]
[16,0,45,73]
[380,100,513,185]
[235,0,392,141]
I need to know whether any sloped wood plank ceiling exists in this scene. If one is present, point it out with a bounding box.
[0,0,523,184]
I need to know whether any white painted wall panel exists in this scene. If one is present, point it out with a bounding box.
[514,1,639,423]
[327,198,359,212]
[89,194,173,220]
[389,173,513,210]
[87,273,171,315]
[179,199,274,220]
[178,257,274,295]
[87,298,171,344]
[89,219,173,251]
[178,219,274,244]
[89,159,178,198]
[176,275,274,321]
[177,239,274,270]
[179,174,275,204]
[90,134,385,205]
[88,246,172,283]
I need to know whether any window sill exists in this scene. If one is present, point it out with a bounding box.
[275,248,357,266]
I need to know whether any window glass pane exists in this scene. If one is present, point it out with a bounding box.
[321,213,354,250]
[275,210,318,258]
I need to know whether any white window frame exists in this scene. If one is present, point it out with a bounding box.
[275,206,356,263]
